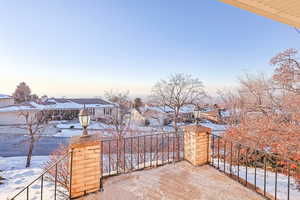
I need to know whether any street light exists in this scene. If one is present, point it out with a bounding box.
[79,105,90,137]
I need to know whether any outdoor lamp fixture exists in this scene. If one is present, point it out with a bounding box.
[79,105,90,137]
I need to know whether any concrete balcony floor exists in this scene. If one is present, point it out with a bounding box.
[81,161,265,200]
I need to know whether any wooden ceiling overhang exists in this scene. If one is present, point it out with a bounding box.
[220,0,300,29]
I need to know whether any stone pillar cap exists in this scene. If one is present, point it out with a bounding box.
[70,134,101,148]
[184,124,212,133]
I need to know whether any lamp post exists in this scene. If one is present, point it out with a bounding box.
[79,106,90,137]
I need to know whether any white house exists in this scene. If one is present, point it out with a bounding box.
[0,98,117,125]
[0,102,39,125]
[0,94,14,108]
[131,106,169,126]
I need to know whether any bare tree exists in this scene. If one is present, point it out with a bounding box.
[151,73,206,133]
[270,48,300,94]
[104,90,131,137]
[19,110,49,167]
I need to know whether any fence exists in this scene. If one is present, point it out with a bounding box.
[10,152,71,200]
[101,131,185,177]
[210,134,300,200]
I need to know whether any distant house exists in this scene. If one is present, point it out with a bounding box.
[178,104,195,122]
[0,102,39,125]
[193,106,229,123]
[0,98,117,125]
[131,106,169,126]
[0,94,14,108]
[39,98,116,121]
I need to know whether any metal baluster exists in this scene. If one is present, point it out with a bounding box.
[54,164,58,200]
[275,164,277,200]
[100,141,104,192]
[224,141,226,172]
[131,137,133,170]
[137,136,140,168]
[217,137,220,169]
[144,135,146,168]
[212,136,215,167]
[117,139,119,173]
[182,133,185,160]
[156,134,158,166]
[162,134,164,164]
[288,163,290,200]
[237,145,240,182]
[177,134,180,161]
[69,150,73,198]
[264,156,267,196]
[230,142,233,176]
[124,138,126,172]
[150,135,152,166]
[254,156,257,191]
[108,140,111,174]
[207,133,210,164]
[101,141,103,176]
[245,148,248,187]
[168,133,170,163]
[26,187,29,200]
[173,133,175,161]
[41,174,44,200]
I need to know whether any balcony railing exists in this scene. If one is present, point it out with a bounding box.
[100,131,185,177]
[10,152,71,200]
[9,131,299,200]
[210,134,300,200]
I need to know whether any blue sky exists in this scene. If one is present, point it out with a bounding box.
[0,0,298,98]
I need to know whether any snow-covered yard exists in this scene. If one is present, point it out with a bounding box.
[0,156,50,200]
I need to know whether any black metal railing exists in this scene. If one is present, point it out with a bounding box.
[100,131,185,177]
[10,152,71,200]
[210,134,300,200]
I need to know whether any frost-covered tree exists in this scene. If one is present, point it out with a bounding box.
[13,82,38,103]
[151,73,206,133]
[104,90,131,137]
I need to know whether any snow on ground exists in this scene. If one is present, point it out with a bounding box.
[56,121,113,130]
[0,156,51,200]
[200,120,227,132]
[212,159,300,200]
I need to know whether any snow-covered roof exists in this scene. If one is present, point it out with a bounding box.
[0,103,38,113]
[145,105,195,114]
[0,98,115,113]
[0,94,12,99]
[179,105,195,113]
[40,98,114,110]
[146,106,174,113]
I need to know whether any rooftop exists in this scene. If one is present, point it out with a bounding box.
[83,161,264,200]
[0,94,12,99]
[0,98,114,112]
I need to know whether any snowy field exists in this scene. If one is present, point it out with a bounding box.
[0,156,50,200]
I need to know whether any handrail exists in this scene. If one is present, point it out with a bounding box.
[10,151,71,200]
[210,133,299,200]
[211,133,298,165]
[100,130,184,142]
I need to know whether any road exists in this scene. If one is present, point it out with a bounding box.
[0,134,69,157]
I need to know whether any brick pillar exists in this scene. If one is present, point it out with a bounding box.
[184,125,211,166]
[69,134,102,199]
